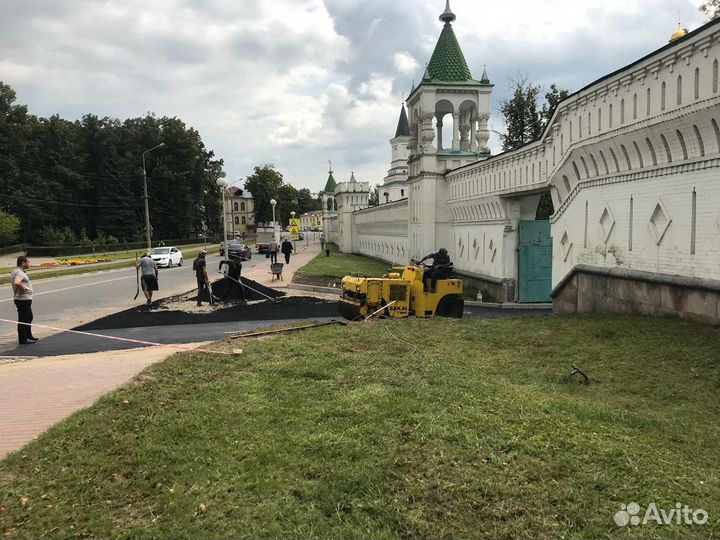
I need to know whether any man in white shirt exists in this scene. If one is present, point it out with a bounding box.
[10,255,37,345]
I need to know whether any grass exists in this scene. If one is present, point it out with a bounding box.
[1,314,719,539]
[0,245,220,286]
[293,243,393,286]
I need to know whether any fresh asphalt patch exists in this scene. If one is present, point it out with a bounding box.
[0,275,551,357]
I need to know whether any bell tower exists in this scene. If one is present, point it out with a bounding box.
[406,0,493,257]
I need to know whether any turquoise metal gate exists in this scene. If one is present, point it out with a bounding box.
[518,220,552,303]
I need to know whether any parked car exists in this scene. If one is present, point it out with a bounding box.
[221,242,252,260]
[150,246,183,267]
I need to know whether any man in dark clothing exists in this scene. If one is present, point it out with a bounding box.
[193,249,212,306]
[218,256,246,303]
[420,248,453,292]
[10,256,37,345]
[281,238,294,264]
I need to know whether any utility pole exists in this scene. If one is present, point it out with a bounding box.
[142,142,166,252]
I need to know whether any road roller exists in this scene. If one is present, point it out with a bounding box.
[338,259,464,320]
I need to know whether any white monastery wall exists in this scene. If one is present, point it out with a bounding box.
[353,199,409,264]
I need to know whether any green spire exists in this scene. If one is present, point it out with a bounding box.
[323,167,337,193]
[427,22,473,82]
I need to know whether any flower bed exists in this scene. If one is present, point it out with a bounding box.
[56,258,112,266]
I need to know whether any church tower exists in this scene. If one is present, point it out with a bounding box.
[380,104,411,204]
[320,164,337,238]
[406,0,493,257]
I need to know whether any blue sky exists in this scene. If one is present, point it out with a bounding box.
[0,0,708,192]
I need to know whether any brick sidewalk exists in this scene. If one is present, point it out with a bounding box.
[0,347,177,458]
[243,240,321,289]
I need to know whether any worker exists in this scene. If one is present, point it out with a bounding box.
[136,252,159,304]
[268,238,279,264]
[10,255,38,345]
[320,233,325,250]
[219,256,246,303]
[281,237,294,264]
[193,249,213,306]
[420,248,453,292]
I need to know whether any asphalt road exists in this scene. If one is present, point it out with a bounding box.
[0,253,268,350]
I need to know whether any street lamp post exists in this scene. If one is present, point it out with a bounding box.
[270,198,277,242]
[290,210,297,252]
[216,178,229,256]
[142,142,166,252]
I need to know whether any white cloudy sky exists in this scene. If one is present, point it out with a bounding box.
[0,0,708,192]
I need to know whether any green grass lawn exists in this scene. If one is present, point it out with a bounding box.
[294,243,392,286]
[0,245,220,286]
[1,315,719,539]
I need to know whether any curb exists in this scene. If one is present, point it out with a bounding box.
[465,301,553,310]
[287,283,342,295]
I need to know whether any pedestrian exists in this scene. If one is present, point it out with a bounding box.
[136,252,159,304]
[320,233,325,250]
[193,249,213,306]
[219,256,246,303]
[281,237,294,264]
[10,256,37,345]
[268,238,279,264]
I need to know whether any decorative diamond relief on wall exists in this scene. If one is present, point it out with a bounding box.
[560,230,573,262]
[488,238,497,262]
[649,198,672,246]
[598,203,616,243]
[473,238,480,260]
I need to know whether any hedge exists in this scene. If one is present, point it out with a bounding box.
[25,238,221,258]
[0,244,26,256]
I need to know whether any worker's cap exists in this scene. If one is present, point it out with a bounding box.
[199,249,207,256]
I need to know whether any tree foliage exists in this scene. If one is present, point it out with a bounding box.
[0,210,20,245]
[0,81,225,245]
[243,165,320,227]
[700,1,720,19]
[368,184,379,207]
[499,77,570,152]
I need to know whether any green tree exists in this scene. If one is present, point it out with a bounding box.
[243,165,284,226]
[499,77,543,152]
[297,188,319,214]
[700,1,720,19]
[540,84,571,127]
[499,78,570,152]
[0,210,20,245]
[368,184,379,206]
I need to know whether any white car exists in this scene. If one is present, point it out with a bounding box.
[150,246,183,268]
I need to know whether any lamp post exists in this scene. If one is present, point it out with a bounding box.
[142,142,166,252]
[290,210,297,252]
[216,178,229,256]
[270,198,277,242]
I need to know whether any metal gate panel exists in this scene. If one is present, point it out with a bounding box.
[519,221,552,303]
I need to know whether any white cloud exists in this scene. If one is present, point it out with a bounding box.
[0,0,710,191]
[394,52,420,76]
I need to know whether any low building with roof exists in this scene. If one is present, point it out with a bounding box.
[224,186,255,238]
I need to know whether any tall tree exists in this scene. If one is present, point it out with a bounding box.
[499,77,543,152]
[700,1,720,19]
[540,84,571,127]
[368,184,379,207]
[243,165,284,226]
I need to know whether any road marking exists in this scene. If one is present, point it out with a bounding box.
[1,255,225,304]
[0,318,235,356]
[0,275,134,303]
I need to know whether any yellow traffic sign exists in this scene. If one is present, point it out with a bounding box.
[289,219,300,240]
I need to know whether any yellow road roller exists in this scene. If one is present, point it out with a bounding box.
[338,259,464,320]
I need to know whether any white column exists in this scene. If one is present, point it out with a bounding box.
[452,112,460,151]
[436,114,444,151]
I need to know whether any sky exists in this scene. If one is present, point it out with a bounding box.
[0,0,709,193]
